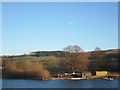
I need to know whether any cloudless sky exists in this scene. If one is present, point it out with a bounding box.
[2,2,118,55]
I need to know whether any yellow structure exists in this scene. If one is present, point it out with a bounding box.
[96,71,108,76]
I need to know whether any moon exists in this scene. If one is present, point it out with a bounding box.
[69,22,72,25]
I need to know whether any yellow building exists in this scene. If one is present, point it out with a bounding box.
[96,71,108,76]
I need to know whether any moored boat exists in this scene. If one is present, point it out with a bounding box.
[107,78,113,80]
[70,78,83,80]
[99,77,114,80]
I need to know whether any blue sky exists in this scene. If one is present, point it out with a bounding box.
[2,2,118,55]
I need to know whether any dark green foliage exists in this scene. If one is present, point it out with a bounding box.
[89,52,119,72]
[31,51,64,57]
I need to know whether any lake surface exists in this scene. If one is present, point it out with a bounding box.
[2,79,119,88]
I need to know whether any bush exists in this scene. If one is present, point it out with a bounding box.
[28,69,51,80]
[3,61,17,73]
[16,60,43,71]
[3,69,51,80]
[3,60,51,80]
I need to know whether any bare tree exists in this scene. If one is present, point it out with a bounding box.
[63,45,89,73]
[63,45,74,53]
[95,47,101,51]
[63,45,83,53]
[73,45,82,53]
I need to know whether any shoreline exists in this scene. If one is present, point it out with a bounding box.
[51,78,120,80]
[51,75,120,80]
[2,72,120,80]
[2,77,120,81]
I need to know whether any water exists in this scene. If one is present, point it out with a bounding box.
[2,79,119,88]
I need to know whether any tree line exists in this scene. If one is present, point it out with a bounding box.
[62,45,119,73]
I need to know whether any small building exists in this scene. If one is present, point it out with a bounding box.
[82,71,91,79]
[96,71,108,76]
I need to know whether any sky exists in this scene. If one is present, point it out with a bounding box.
[2,2,118,55]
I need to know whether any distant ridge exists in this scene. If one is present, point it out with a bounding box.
[2,49,120,58]
[87,49,120,54]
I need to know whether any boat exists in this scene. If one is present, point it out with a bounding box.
[107,76,114,80]
[70,78,83,80]
[107,78,113,80]
[70,72,83,80]
[102,77,113,80]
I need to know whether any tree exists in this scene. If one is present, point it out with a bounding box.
[73,45,83,53]
[63,45,83,53]
[63,45,89,73]
[89,47,109,71]
[63,45,74,53]
[95,47,101,51]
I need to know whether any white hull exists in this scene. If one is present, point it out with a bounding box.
[70,78,82,80]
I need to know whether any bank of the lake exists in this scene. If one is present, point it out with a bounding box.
[2,79,119,88]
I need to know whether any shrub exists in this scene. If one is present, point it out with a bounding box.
[3,61,17,73]
[28,69,51,80]
[3,60,51,80]
[16,60,43,71]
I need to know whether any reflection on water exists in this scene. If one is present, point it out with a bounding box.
[2,79,119,88]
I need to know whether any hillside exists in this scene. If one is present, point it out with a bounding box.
[2,49,120,74]
[3,49,119,58]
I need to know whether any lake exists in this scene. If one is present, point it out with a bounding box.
[2,79,119,88]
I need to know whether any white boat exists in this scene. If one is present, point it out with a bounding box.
[108,78,113,80]
[102,77,113,80]
[70,78,83,80]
